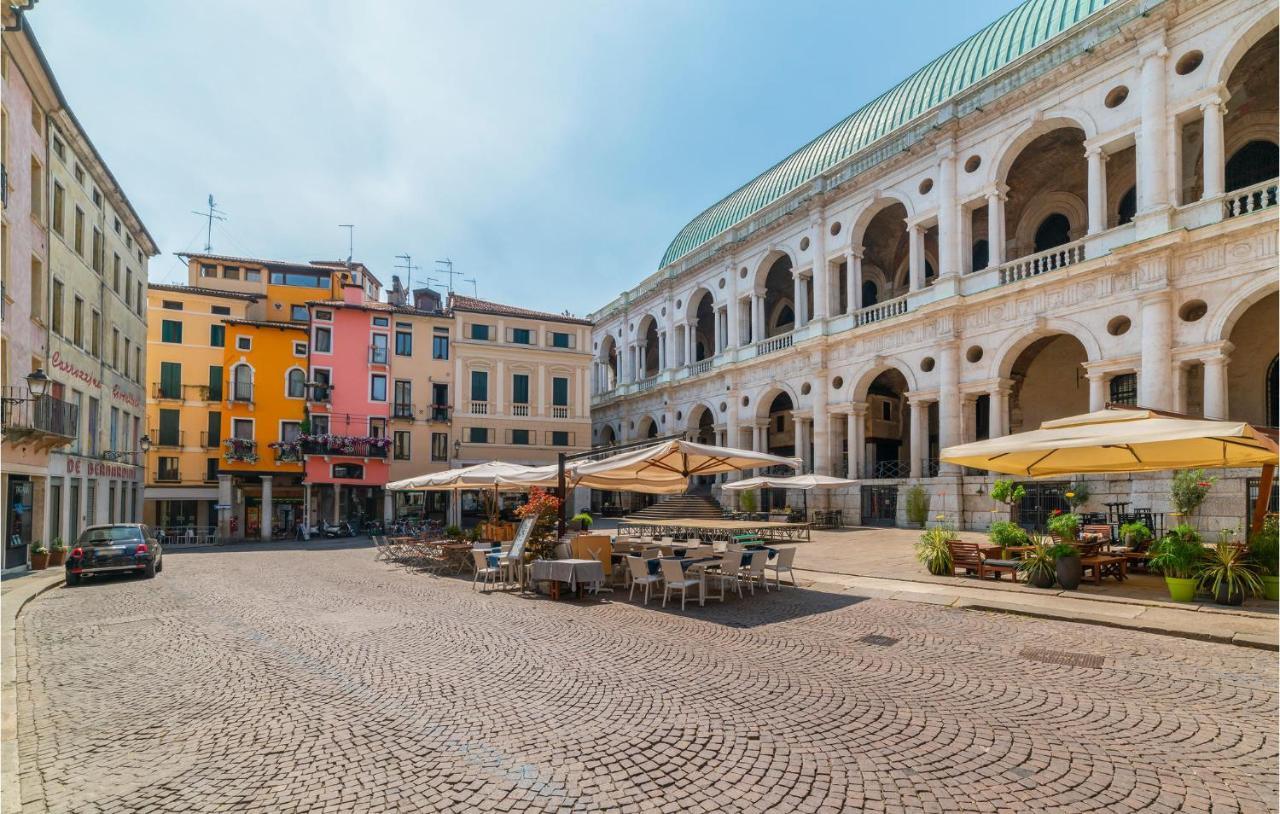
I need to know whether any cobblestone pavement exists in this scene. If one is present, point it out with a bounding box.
[15,540,1279,813]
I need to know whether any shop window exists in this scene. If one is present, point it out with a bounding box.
[332,463,364,479]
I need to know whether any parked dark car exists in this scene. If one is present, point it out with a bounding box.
[65,524,163,586]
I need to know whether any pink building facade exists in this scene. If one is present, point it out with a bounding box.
[302,278,392,528]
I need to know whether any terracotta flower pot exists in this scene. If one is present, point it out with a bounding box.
[48,549,66,567]
[30,552,49,570]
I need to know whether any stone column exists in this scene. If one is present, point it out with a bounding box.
[909,398,928,479]
[793,270,807,327]
[333,483,342,523]
[908,223,925,291]
[795,418,810,473]
[727,297,740,349]
[1140,291,1174,409]
[1137,41,1170,213]
[812,217,829,321]
[754,294,766,343]
[1087,371,1108,412]
[961,394,978,443]
[1203,349,1231,419]
[987,382,1010,439]
[849,403,868,479]
[937,342,961,474]
[260,475,273,541]
[986,186,1007,267]
[303,483,312,533]
[847,249,863,313]
[1086,145,1108,234]
[687,324,697,365]
[658,332,667,370]
[813,392,831,477]
[1201,95,1226,200]
[217,474,233,539]
[936,145,960,277]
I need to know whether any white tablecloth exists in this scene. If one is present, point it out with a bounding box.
[529,559,605,591]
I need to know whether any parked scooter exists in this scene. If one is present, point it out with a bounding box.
[320,521,353,538]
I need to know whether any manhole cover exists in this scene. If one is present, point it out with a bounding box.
[859,634,899,647]
[1020,648,1105,669]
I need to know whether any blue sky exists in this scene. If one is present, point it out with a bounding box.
[32,0,1016,315]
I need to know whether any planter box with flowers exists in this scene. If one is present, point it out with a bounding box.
[298,434,391,459]
[223,438,259,464]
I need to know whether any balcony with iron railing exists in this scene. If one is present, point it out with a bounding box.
[392,402,414,420]
[222,438,259,464]
[199,431,221,449]
[231,381,254,403]
[0,389,78,443]
[300,436,389,459]
[429,404,451,423]
[150,430,186,449]
[369,345,389,365]
[152,383,213,402]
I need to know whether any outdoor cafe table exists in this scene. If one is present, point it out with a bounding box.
[529,558,606,599]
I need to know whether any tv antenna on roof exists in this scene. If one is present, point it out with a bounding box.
[394,253,420,292]
[339,224,355,264]
[434,258,462,294]
[191,194,226,253]
[463,277,478,297]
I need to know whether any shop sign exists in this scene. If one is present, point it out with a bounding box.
[50,351,102,390]
[111,385,143,410]
[60,455,142,481]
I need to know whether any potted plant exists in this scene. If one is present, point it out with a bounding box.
[571,512,593,532]
[1064,481,1090,512]
[1147,524,1204,602]
[1046,510,1081,542]
[1249,515,1279,601]
[739,489,758,515]
[48,538,67,567]
[1170,469,1216,521]
[1018,536,1057,588]
[904,485,929,529]
[29,541,49,570]
[1199,540,1262,606]
[914,524,954,576]
[990,479,1026,522]
[515,487,562,562]
[987,520,1027,558]
[443,524,463,541]
[1047,541,1082,589]
[1118,521,1153,550]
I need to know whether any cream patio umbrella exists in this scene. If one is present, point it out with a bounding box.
[385,461,543,527]
[939,407,1279,533]
[571,438,798,482]
[497,461,690,494]
[722,473,858,517]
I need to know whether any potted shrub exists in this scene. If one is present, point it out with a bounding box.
[515,487,562,562]
[904,485,929,529]
[1064,481,1090,512]
[739,489,758,514]
[914,524,954,576]
[48,538,67,567]
[1118,521,1153,550]
[443,524,463,541]
[1147,524,1204,602]
[1018,536,1057,589]
[987,520,1027,558]
[1170,469,1216,520]
[990,479,1026,522]
[1199,540,1262,606]
[29,541,49,570]
[1046,510,1081,543]
[1047,541,1082,589]
[1249,515,1279,601]
[571,512,593,532]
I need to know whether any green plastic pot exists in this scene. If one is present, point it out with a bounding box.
[1165,576,1198,603]
[1261,575,1279,602]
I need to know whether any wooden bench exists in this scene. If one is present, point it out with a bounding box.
[947,541,1021,581]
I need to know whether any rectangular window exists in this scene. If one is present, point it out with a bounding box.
[314,309,332,321]
[393,431,411,460]
[205,458,219,482]
[161,319,183,343]
[52,182,64,234]
[90,310,101,356]
[158,409,181,446]
[135,347,142,382]
[293,341,307,356]
[206,411,221,447]
[207,366,223,401]
[332,463,364,479]
[431,432,449,461]
[370,333,388,364]
[231,418,253,440]
[235,335,251,351]
[211,305,230,316]
[550,331,572,349]
[511,327,532,345]
[30,158,41,220]
[157,457,180,482]
[470,370,488,402]
[123,338,131,379]
[551,431,571,447]
[200,264,217,278]
[113,254,121,292]
[469,324,490,341]
[28,259,43,325]
[290,304,308,321]
[92,228,103,273]
[512,374,530,404]
[468,427,489,444]
[73,296,84,346]
[210,324,225,347]
[162,300,183,310]
[552,377,569,407]
[432,382,449,406]
[223,266,240,280]
[109,407,119,452]
[372,316,389,327]
[432,334,449,359]
[368,417,386,440]
[112,328,120,369]
[395,331,412,356]
[393,380,412,418]
[511,428,531,445]
[370,374,387,402]
[314,327,332,352]
[311,414,329,436]
[73,207,84,255]
[1109,373,1138,406]
[881,401,891,421]
[159,362,182,399]
[125,268,133,307]
[244,269,261,283]
[87,397,100,455]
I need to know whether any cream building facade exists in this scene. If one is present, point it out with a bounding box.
[589,0,1278,531]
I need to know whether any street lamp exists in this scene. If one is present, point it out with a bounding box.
[25,368,50,398]
[104,434,152,462]
[139,434,152,453]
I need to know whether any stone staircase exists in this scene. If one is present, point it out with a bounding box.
[626,494,724,521]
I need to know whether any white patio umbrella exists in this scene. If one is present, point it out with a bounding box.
[723,473,858,515]
[498,462,689,494]
[385,461,543,527]
[573,438,798,481]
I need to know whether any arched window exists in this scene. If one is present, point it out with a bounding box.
[971,240,989,272]
[286,368,306,398]
[1226,141,1280,192]
[862,281,878,307]
[1117,187,1137,225]
[231,364,253,401]
[1268,356,1278,429]
[924,261,936,279]
[1033,213,1071,252]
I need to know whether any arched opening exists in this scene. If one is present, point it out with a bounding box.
[1033,213,1072,253]
[232,364,253,401]
[762,256,795,338]
[863,369,911,478]
[286,368,306,398]
[691,292,716,361]
[599,335,619,391]
[689,406,716,445]
[861,280,879,308]
[598,424,617,446]
[762,392,794,458]
[1004,127,1087,259]
[1116,186,1137,225]
[636,416,659,440]
[859,201,911,298]
[1227,291,1278,427]
[1007,335,1089,433]
[971,239,989,272]
[1224,29,1278,193]
[640,317,660,378]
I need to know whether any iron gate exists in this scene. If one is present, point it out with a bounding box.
[1247,477,1279,538]
[860,485,898,526]
[1016,481,1070,532]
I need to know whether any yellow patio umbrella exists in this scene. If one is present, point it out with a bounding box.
[940,407,1279,533]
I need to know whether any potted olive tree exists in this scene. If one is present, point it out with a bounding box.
[1147,524,1204,602]
[1249,515,1279,601]
[990,479,1026,523]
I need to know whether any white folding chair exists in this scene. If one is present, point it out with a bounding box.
[660,558,702,610]
[745,550,769,594]
[764,547,797,589]
[626,556,662,605]
[471,549,501,592]
[709,554,743,600]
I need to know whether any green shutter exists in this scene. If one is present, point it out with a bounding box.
[552,377,568,406]
[471,370,488,402]
[207,411,221,446]
[160,362,181,398]
[210,324,225,347]
[162,319,183,343]
[512,374,529,404]
[208,365,223,401]
[158,409,180,446]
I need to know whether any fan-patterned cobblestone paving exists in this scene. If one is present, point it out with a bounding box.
[15,540,1279,813]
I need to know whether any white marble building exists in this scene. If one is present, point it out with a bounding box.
[588,0,1278,531]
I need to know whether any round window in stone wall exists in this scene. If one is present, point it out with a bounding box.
[829,221,842,237]
[1175,50,1203,75]
[918,178,934,195]
[800,236,811,251]
[741,396,750,407]
[832,376,844,390]
[800,382,812,396]
[1179,299,1208,322]
[661,307,666,316]
[676,299,683,309]
[718,278,726,289]
[675,411,682,421]
[719,402,727,413]
[1107,316,1132,336]
[964,155,981,173]
[740,267,748,279]
[966,345,984,364]
[661,415,667,425]
[1105,85,1129,108]
[920,356,935,372]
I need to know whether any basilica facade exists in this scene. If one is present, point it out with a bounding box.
[588,0,1278,531]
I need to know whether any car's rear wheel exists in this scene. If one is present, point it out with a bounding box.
[156,556,163,573]
[143,560,156,579]
[65,573,80,587]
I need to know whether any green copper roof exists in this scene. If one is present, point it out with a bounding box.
[659,0,1114,270]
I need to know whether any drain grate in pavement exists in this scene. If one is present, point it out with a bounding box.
[859,634,900,647]
[1020,648,1105,669]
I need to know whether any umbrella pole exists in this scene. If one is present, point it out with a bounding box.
[557,451,567,538]
[1251,462,1275,537]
